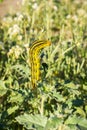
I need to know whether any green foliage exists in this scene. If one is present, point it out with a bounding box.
[16,114,47,129]
[16,114,63,130]
[0,80,7,96]
[0,0,87,130]
[65,116,87,128]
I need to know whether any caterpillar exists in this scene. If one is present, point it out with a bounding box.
[29,40,51,88]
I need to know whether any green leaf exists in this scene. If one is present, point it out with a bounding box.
[65,82,77,89]
[16,114,47,128]
[16,115,33,130]
[53,91,65,102]
[75,107,86,117]
[0,80,7,97]
[12,64,30,78]
[83,84,87,90]
[65,116,87,128]
[68,124,77,130]
[65,116,80,125]
[8,91,24,103]
[79,118,87,128]
[7,106,19,115]
[45,116,63,130]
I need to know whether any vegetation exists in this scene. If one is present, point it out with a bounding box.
[0,0,87,130]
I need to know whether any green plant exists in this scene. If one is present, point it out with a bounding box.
[0,0,87,130]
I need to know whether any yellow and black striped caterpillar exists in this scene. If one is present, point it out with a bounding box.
[29,40,51,88]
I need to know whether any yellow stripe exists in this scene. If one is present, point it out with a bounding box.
[30,40,51,53]
[29,40,51,88]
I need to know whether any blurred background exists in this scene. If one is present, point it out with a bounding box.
[0,0,22,18]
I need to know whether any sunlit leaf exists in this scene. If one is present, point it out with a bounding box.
[75,107,86,117]
[65,116,87,128]
[79,118,87,128]
[53,91,65,102]
[65,82,77,89]
[8,91,24,103]
[45,116,63,130]
[16,114,47,128]
[7,106,19,115]
[83,84,87,90]
[0,80,7,97]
